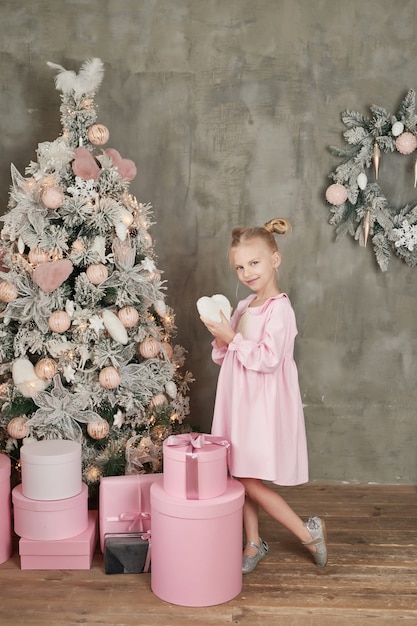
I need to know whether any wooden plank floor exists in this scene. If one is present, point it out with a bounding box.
[1,483,417,625]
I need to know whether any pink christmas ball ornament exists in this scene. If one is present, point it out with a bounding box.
[41,186,65,210]
[87,123,110,146]
[325,183,348,205]
[395,132,417,155]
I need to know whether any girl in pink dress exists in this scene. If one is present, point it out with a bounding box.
[200,218,327,573]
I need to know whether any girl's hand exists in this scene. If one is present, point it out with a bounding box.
[200,311,236,346]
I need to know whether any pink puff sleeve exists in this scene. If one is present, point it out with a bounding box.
[211,339,228,365]
[227,297,295,373]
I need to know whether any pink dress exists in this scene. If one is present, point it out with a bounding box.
[210,293,309,486]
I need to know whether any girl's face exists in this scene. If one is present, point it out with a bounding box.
[231,238,281,296]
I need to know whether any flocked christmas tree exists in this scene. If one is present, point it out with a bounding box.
[0,58,192,491]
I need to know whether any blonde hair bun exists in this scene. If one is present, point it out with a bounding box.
[263,218,292,235]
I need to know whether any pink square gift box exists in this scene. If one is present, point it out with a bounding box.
[99,473,163,552]
[18,510,98,570]
[12,482,88,541]
[150,477,245,607]
[162,433,229,500]
[0,454,12,564]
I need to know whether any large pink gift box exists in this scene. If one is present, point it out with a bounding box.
[150,477,245,607]
[13,482,88,541]
[163,433,229,500]
[20,439,82,501]
[0,454,12,564]
[18,510,98,570]
[99,473,162,552]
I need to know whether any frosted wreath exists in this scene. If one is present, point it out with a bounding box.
[325,89,417,271]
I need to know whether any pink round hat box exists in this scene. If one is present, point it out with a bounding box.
[0,454,12,563]
[163,435,228,500]
[20,440,82,501]
[151,477,245,607]
[12,483,88,541]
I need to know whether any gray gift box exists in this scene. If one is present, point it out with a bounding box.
[104,532,150,574]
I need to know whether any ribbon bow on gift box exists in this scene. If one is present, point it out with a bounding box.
[165,433,230,500]
[105,511,151,533]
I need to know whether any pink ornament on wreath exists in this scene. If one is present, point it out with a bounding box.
[325,183,348,205]
[395,132,417,155]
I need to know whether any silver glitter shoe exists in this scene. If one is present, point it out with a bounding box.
[302,516,327,567]
[242,539,269,574]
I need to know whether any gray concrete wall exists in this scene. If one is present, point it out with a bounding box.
[1,0,416,484]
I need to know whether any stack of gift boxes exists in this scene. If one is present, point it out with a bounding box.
[2,433,245,608]
[150,433,245,606]
[99,432,245,607]
[11,440,97,570]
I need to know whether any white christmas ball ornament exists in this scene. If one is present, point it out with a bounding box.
[7,416,29,439]
[391,121,404,137]
[0,280,18,302]
[395,132,417,155]
[86,263,108,285]
[41,186,64,209]
[357,173,368,190]
[99,366,122,389]
[48,310,71,333]
[102,310,128,344]
[87,419,110,440]
[118,306,139,328]
[325,183,348,205]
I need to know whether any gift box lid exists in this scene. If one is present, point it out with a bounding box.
[12,482,88,511]
[0,454,11,480]
[21,440,81,466]
[163,434,228,463]
[19,510,97,555]
[151,478,244,519]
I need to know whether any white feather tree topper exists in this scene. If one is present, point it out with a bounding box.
[47,57,105,96]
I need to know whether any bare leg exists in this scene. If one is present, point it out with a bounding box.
[239,477,314,550]
[242,494,261,557]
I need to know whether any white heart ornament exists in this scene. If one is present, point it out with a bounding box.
[196,294,231,323]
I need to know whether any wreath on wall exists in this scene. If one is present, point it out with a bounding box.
[325,89,417,271]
